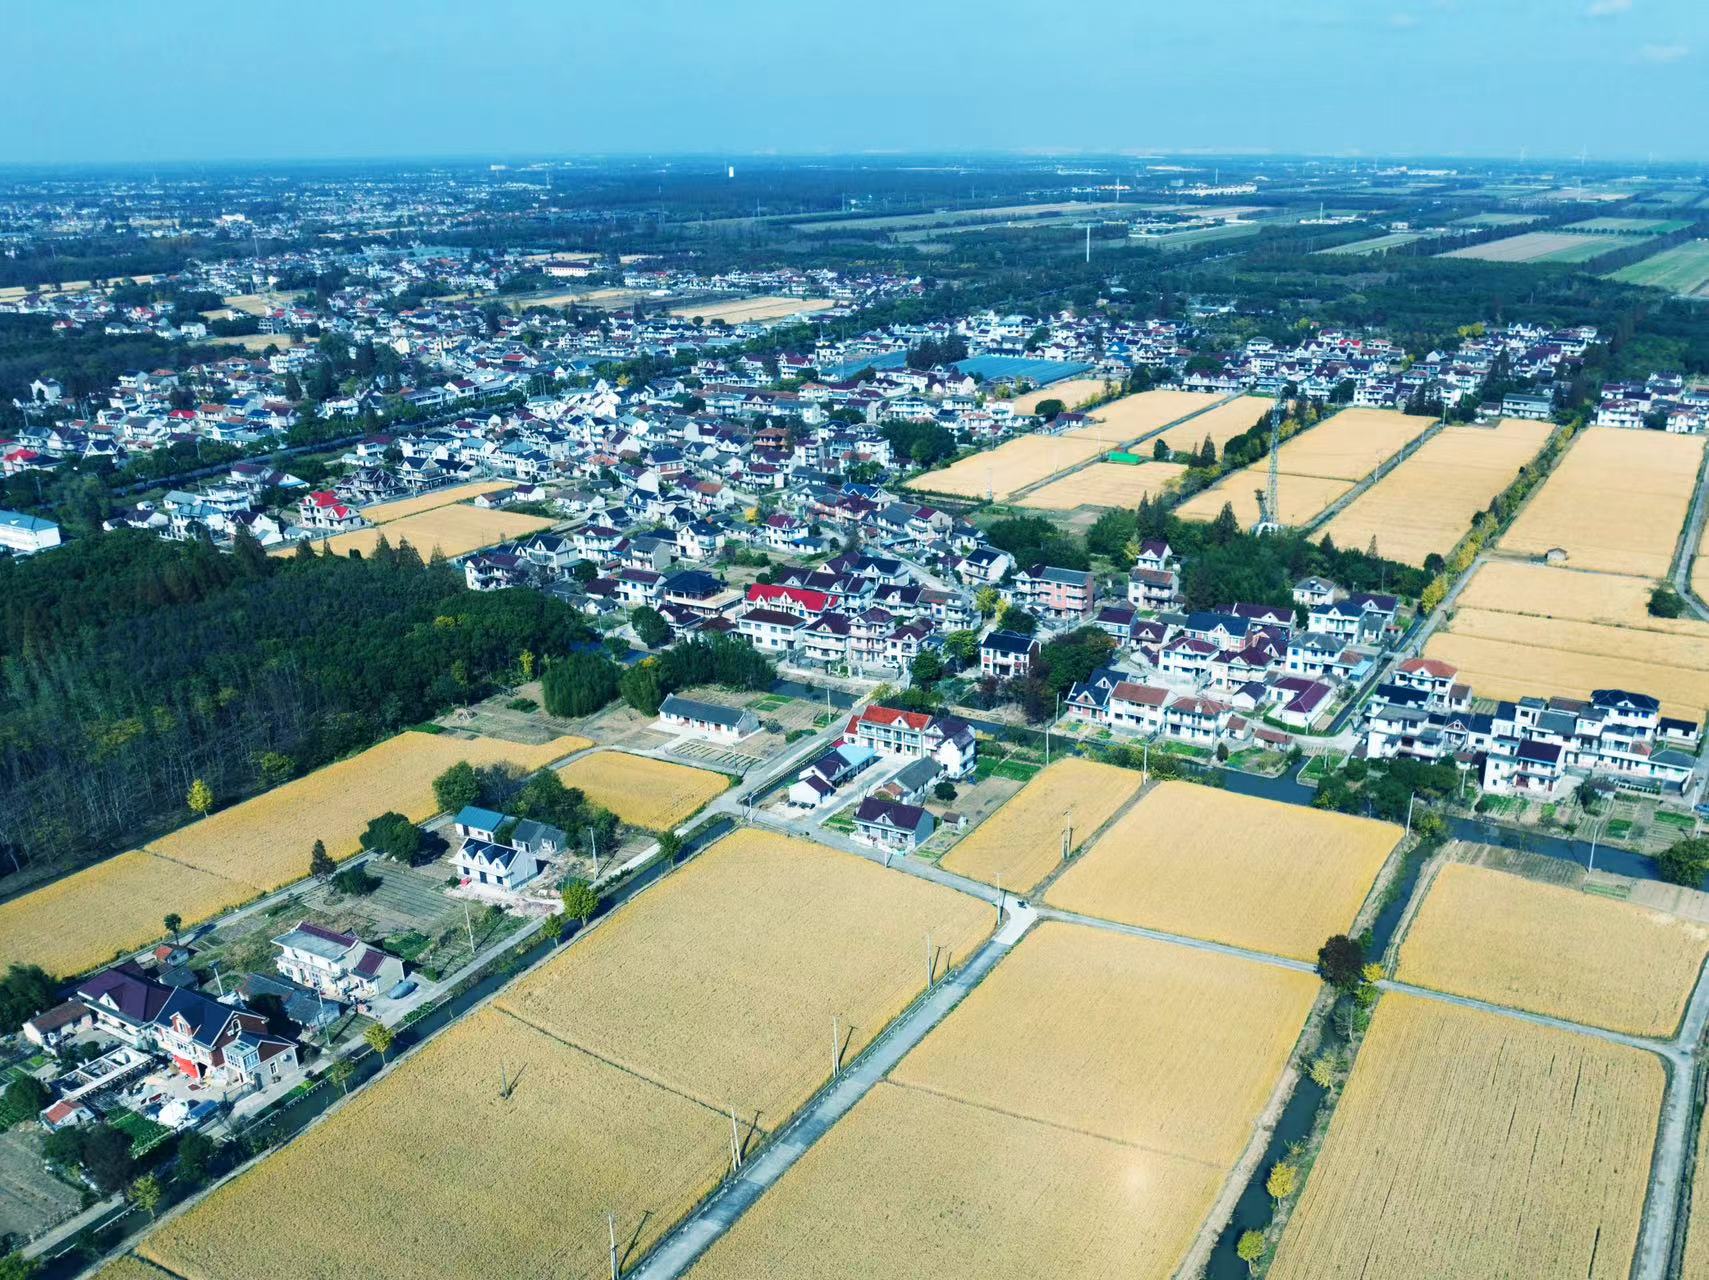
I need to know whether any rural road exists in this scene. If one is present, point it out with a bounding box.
[1671,436,1709,621]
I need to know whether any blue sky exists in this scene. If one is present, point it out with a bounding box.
[4,0,1705,164]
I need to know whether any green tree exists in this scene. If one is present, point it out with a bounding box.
[3,1073,49,1117]
[1033,398,1065,421]
[328,1057,355,1096]
[1657,837,1709,887]
[1308,1053,1340,1089]
[364,1023,396,1065]
[309,839,335,881]
[631,606,672,648]
[81,1123,134,1194]
[974,587,1001,618]
[360,811,422,863]
[0,965,57,1034]
[163,912,182,942]
[174,1129,215,1185]
[432,761,481,814]
[1153,437,1171,461]
[910,648,944,687]
[1316,933,1365,990]
[1266,1160,1299,1207]
[187,778,214,818]
[944,629,980,666]
[543,650,623,717]
[656,831,684,865]
[1650,584,1685,618]
[255,750,295,788]
[0,1252,41,1280]
[561,879,599,925]
[1236,1230,1265,1275]
[619,660,666,716]
[130,1172,163,1219]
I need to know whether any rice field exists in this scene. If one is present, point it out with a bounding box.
[1443,230,1639,263]
[1569,216,1692,235]
[1610,239,1709,296]
[939,758,1144,893]
[903,432,1107,499]
[554,750,729,830]
[1146,394,1276,454]
[90,1258,178,1280]
[791,201,1122,233]
[1318,418,1553,566]
[1018,459,1187,509]
[1011,377,1112,415]
[1178,407,1435,529]
[1046,782,1398,962]
[667,295,836,324]
[1397,862,1709,1036]
[0,732,589,977]
[284,505,555,560]
[1425,629,1709,721]
[496,828,992,1125]
[1059,388,1223,446]
[140,1008,734,1280]
[1268,994,1662,1280]
[361,480,519,524]
[1500,426,1703,577]
[1316,231,1424,255]
[1684,1103,1709,1277]
[687,921,1316,1280]
[1455,559,1705,632]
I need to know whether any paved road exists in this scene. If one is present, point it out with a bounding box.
[628,901,1033,1279]
[1672,437,1709,621]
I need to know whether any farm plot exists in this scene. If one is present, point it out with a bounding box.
[1425,628,1709,721]
[687,922,1316,1280]
[1018,459,1186,510]
[1318,418,1552,566]
[554,750,729,830]
[140,1008,734,1280]
[938,757,1143,893]
[1046,782,1398,962]
[1443,230,1639,263]
[1686,1104,1709,1276]
[1499,426,1704,576]
[1691,510,1709,604]
[360,480,519,524]
[1397,861,1709,1036]
[1569,216,1691,234]
[1147,394,1276,455]
[903,432,1106,500]
[1011,377,1111,415]
[1455,559,1704,631]
[1059,388,1223,446]
[1611,239,1709,296]
[1268,994,1662,1280]
[90,1259,178,1280]
[286,505,554,561]
[667,295,836,324]
[148,731,589,891]
[1178,407,1435,529]
[497,827,992,1126]
[1316,231,1424,255]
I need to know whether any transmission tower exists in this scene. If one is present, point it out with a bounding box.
[1252,399,1284,535]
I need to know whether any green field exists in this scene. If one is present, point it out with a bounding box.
[1152,221,1263,250]
[1452,212,1540,227]
[1568,216,1692,235]
[1609,239,1709,296]
[1317,231,1423,256]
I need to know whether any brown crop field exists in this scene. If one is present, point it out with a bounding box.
[361,480,519,523]
[1443,230,1626,262]
[1424,628,1709,720]
[1455,560,1709,632]
[1268,994,1662,1280]
[904,432,1107,499]
[1177,471,1352,528]
[1019,459,1187,509]
[148,732,589,891]
[91,1259,178,1280]
[1319,418,1553,565]
[939,758,1143,892]
[1046,782,1398,962]
[1011,377,1112,415]
[1685,1105,1709,1276]
[554,750,729,829]
[668,295,836,324]
[140,1009,733,1280]
[1059,388,1222,445]
[1693,512,1709,603]
[1498,426,1704,576]
[497,827,991,1125]
[687,920,1315,1280]
[1397,862,1709,1035]
[1147,394,1276,455]
[0,851,259,978]
[284,505,554,560]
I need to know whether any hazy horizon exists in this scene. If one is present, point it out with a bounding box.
[7,0,1706,167]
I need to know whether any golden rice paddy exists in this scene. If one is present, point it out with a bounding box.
[361,480,520,524]
[1018,459,1187,509]
[668,295,836,324]
[1147,394,1277,455]
[903,432,1107,499]
[285,505,554,560]
[1060,388,1223,446]
[1397,861,1709,1036]
[1011,377,1112,415]
[1046,782,1398,962]
[1268,993,1662,1280]
[554,750,730,830]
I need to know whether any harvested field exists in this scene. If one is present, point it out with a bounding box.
[0,850,258,978]
[1316,231,1424,255]
[668,295,835,324]
[361,480,518,523]
[286,505,554,560]
[1148,394,1276,455]
[220,292,299,316]
[791,201,1120,233]
[1397,862,1709,1036]
[939,758,1143,892]
[1268,994,1662,1280]
[686,1083,1220,1280]
[148,732,589,891]
[1443,230,1636,263]
[497,828,992,1125]
[1611,239,1709,296]
[1059,388,1223,446]
[687,920,1315,1280]
[1693,512,1709,603]
[90,1259,178,1280]
[1424,629,1709,721]
[1018,459,1186,509]
[1011,377,1111,415]
[141,1009,732,1280]
[207,333,293,351]
[554,750,729,830]
[1686,1103,1709,1277]
[1455,559,1706,632]
[1178,407,1435,529]
[1319,418,1552,565]
[1046,782,1397,962]
[904,432,1106,499]
[1498,427,1703,576]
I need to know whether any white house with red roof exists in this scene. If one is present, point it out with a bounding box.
[298,490,366,532]
[843,704,976,778]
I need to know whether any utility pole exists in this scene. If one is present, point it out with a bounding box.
[588,828,599,878]
[924,931,934,988]
[1404,791,1416,838]
[831,1014,841,1079]
[608,1212,618,1280]
[463,901,475,952]
[729,1106,743,1170]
